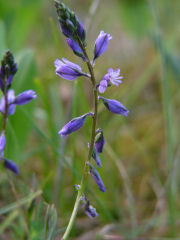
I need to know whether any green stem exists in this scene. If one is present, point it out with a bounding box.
[61,39,98,240]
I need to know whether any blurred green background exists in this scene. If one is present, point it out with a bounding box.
[0,0,180,239]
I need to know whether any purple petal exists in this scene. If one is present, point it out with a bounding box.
[62,58,82,72]
[60,22,73,38]
[94,31,112,60]
[54,59,64,68]
[15,90,37,105]
[4,159,19,175]
[55,58,84,81]
[66,39,85,60]
[99,96,129,116]
[6,75,13,87]
[98,79,108,93]
[58,113,93,137]
[77,20,86,43]
[56,66,81,80]
[0,90,16,116]
[87,162,105,192]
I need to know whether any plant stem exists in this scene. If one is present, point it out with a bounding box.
[61,39,98,240]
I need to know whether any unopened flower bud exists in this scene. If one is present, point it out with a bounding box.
[87,162,105,192]
[14,90,37,105]
[58,113,93,138]
[95,128,105,153]
[99,96,129,116]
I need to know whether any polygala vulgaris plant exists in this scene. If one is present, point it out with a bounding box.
[54,1,129,239]
[0,50,37,174]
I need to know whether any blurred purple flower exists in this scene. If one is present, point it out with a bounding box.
[66,38,85,60]
[4,159,19,175]
[14,90,37,105]
[85,204,98,218]
[87,162,105,192]
[93,31,112,62]
[80,197,98,218]
[99,96,129,116]
[55,58,89,80]
[0,90,16,116]
[95,129,105,154]
[59,113,93,138]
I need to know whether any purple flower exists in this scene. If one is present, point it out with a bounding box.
[0,132,6,156]
[98,68,123,93]
[99,96,129,117]
[54,58,89,81]
[95,129,105,153]
[4,159,19,175]
[59,113,93,138]
[98,79,108,94]
[106,68,123,86]
[66,38,85,60]
[92,147,101,167]
[14,90,37,105]
[0,90,16,116]
[93,31,112,62]
[80,197,98,218]
[87,162,105,192]
[85,204,98,218]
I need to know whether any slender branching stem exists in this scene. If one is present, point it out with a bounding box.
[61,38,98,240]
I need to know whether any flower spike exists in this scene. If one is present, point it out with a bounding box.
[54,0,86,45]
